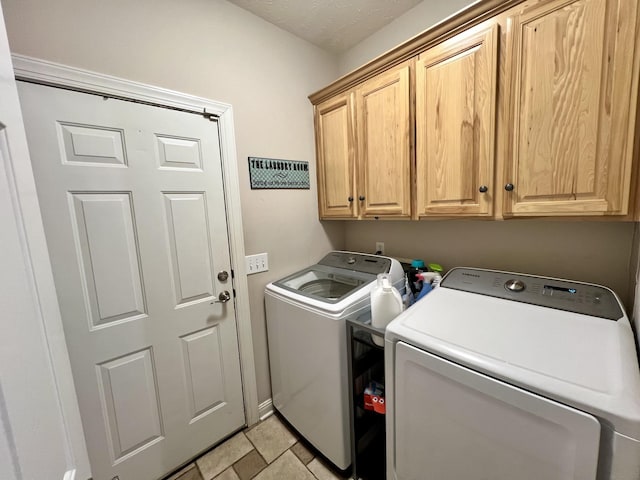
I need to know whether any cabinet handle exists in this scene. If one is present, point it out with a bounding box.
[359,195,365,201]
[504,183,515,192]
[479,185,488,193]
[348,196,353,202]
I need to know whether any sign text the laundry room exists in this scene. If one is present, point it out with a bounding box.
[248,157,310,189]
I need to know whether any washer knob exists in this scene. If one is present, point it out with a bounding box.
[505,279,525,292]
[347,257,356,265]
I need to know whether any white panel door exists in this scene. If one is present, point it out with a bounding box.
[394,342,601,480]
[17,82,245,480]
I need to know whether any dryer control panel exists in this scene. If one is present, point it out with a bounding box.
[441,268,624,320]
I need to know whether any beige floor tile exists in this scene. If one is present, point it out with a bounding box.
[307,458,343,480]
[213,467,240,480]
[245,415,298,463]
[307,457,349,480]
[177,465,205,480]
[290,441,315,465]
[164,463,202,480]
[233,449,267,480]
[252,450,316,480]
[196,432,254,480]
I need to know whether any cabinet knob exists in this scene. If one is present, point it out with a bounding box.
[359,195,365,201]
[348,196,353,202]
[479,185,488,193]
[504,183,515,192]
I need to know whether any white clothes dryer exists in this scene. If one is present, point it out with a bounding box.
[385,267,640,480]
[265,251,404,470]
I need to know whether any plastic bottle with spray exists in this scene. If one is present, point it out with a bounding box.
[414,263,443,302]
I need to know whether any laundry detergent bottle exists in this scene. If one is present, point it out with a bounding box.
[370,273,403,346]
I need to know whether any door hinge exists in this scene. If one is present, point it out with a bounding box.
[233,288,236,298]
[231,269,235,279]
[202,108,217,122]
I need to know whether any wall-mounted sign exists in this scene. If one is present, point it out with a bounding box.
[248,157,310,190]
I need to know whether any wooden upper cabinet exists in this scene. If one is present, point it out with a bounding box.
[315,92,356,218]
[504,0,640,216]
[415,24,499,217]
[355,63,412,218]
[311,0,640,221]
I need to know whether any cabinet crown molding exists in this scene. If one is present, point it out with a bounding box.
[308,0,526,105]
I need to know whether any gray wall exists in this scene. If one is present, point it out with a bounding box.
[2,0,344,405]
[338,0,475,74]
[345,220,636,308]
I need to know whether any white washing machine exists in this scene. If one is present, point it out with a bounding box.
[265,251,404,470]
[385,267,640,480]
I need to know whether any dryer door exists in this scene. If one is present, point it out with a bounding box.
[393,342,600,480]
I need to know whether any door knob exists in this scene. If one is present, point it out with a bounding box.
[217,271,229,282]
[212,291,231,304]
[504,183,514,191]
[359,195,365,201]
[479,185,488,193]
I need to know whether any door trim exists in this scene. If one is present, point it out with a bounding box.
[11,55,259,429]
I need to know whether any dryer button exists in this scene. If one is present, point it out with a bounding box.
[505,279,525,292]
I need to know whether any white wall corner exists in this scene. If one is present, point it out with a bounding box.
[631,223,640,344]
[258,398,274,421]
[62,469,76,480]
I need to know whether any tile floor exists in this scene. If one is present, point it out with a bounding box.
[164,413,351,480]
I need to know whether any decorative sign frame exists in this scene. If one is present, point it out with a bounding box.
[248,157,310,190]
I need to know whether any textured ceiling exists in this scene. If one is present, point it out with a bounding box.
[226,0,423,53]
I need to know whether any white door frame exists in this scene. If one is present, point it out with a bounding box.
[1,14,89,475]
[10,52,259,465]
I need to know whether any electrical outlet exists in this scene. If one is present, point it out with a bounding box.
[376,242,385,255]
[245,253,269,274]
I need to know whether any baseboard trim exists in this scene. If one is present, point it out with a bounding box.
[258,399,274,422]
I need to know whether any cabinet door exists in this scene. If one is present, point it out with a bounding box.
[355,64,411,218]
[416,24,498,217]
[505,0,639,216]
[315,92,356,218]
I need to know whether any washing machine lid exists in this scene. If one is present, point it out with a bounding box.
[386,267,640,439]
[271,251,398,305]
[273,263,375,304]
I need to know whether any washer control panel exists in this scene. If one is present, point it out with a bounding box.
[441,267,623,320]
[319,251,392,275]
